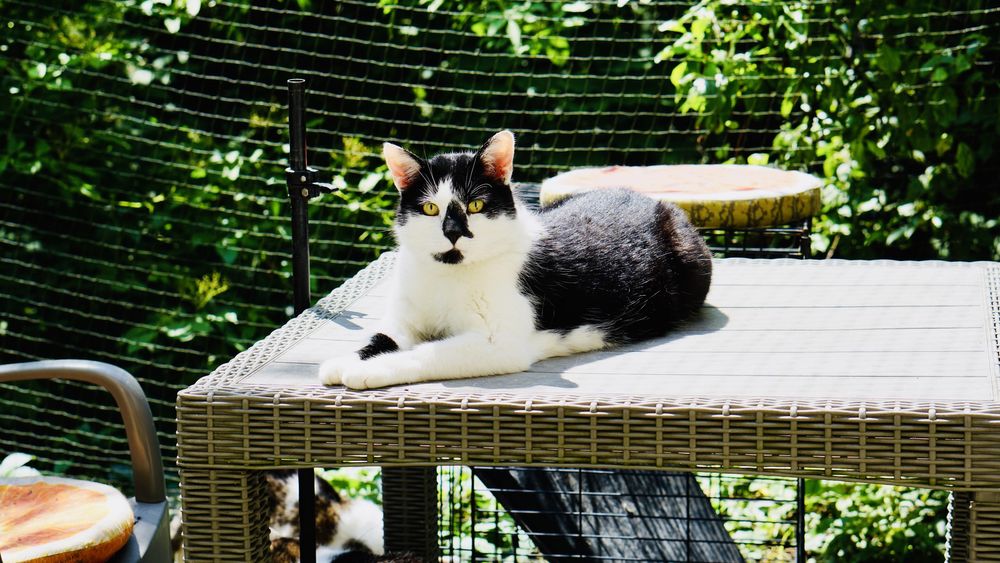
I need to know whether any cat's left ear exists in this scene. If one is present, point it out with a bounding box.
[478,130,515,185]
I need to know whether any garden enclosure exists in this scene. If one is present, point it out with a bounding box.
[1,0,998,560]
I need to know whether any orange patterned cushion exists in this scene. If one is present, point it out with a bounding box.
[0,477,133,563]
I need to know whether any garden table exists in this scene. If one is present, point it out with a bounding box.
[176,254,1000,561]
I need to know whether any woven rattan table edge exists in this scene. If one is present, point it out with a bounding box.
[176,396,1000,490]
[176,257,1000,492]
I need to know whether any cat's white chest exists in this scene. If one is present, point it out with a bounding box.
[390,253,535,341]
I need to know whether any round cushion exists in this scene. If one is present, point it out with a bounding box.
[540,164,822,229]
[0,476,134,563]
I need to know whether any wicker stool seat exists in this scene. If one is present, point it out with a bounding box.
[540,164,822,229]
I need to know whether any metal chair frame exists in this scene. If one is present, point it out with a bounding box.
[0,360,171,563]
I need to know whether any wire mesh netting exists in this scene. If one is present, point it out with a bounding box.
[440,467,801,562]
[0,1,995,558]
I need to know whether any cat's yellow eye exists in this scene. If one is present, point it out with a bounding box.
[467,199,485,214]
[421,202,439,216]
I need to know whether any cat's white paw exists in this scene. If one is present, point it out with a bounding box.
[318,354,362,386]
[341,356,418,390]
[340,362,388,390]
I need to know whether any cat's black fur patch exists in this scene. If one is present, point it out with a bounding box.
[270,537,301,563]
[265,469,343,548]
[396,152,517,228]
[519,188,712,343]
[442,201,473,243]
[358,333,399,360]
[434,248,464,264]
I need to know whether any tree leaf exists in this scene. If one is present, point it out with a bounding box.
[876,47,900,74]
[164,17,181,34]
[669,61,688,87]
[506,20,522,53]
[955,142,975,178]
[780,87,796,117]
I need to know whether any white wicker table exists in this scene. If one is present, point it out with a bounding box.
[176,254,1000,561]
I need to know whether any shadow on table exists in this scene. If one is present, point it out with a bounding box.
[439,305,730,391]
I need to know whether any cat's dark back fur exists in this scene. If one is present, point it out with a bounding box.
[520,188,712,343]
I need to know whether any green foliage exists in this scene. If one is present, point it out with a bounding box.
[379,0,580,65]
[806,481,948,562]
[365,0,1000,258]
[657,0,999,259]
[699,474,799,561]
[317,467,382,504]
[0,0,394,486]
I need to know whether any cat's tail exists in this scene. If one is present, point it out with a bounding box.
[539,325,610,359]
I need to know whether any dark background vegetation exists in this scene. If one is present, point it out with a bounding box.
[1,0,996,560]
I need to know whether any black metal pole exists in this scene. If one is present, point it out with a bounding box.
[288,78,312,316]
[796,477,806,561]
[286,77,317,563]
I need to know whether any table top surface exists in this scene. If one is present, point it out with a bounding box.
[236,254,999,404]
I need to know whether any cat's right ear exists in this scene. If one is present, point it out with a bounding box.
[383,143,422,192]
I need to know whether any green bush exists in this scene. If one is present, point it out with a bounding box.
[806,481,947,562]
[655,0,999,259]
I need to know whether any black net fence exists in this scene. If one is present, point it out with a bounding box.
[0,3,996,552]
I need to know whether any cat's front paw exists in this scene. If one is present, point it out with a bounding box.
[341,356,418,390]
[340,362,385,390]
[318,354,363,386]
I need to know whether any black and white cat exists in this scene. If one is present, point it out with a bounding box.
[319,131,712,389]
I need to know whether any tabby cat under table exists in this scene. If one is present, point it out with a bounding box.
[172,470,418,562]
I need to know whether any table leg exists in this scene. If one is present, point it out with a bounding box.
[947,491,972,563]
[382,467,439,560]
[971,492,1000,561]
[178,468,272,562]
[948,491,1000,562]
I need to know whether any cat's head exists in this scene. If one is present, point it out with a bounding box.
[383,130,524,265]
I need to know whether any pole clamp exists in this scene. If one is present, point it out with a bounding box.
[286,166,336,200]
